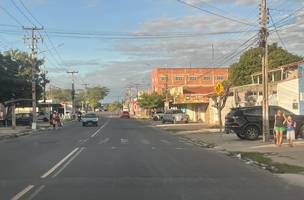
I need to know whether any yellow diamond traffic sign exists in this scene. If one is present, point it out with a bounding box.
[214,81,224,96]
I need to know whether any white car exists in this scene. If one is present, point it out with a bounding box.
[82,112,98,126]
[162,109,189,124]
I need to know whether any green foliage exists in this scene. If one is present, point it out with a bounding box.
[87,86,109,110]
[137,92,164,110]
[108,101,122,112]
[229,43,303,86]
[47,88,72,102]
[0,49,46,103]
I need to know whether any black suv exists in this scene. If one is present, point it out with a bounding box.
[225,106,304,140]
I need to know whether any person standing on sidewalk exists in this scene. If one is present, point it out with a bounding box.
[286,115,296,147]
[274,110,286,146]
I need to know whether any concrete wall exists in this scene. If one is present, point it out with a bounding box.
[277,78,299,114]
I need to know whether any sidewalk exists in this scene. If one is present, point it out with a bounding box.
[175,132,304,168]
[0,126,32,140]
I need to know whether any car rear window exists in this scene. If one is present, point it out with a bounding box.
[243,108,262,116]
[85,113,97,118]
[173,110,183,114]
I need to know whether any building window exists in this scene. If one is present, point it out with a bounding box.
[203,76,211,80]
[216,75,225,80]
[175,76,183,81]
[189,76,197,80]
[160,76,168,81]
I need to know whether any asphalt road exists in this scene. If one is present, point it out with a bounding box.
[1,114,304,200]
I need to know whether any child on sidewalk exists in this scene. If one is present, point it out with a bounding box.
[286,115,296,147]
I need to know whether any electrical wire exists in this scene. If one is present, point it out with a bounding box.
[176,0,257,27]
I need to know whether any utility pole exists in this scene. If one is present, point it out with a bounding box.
[260,0,270,142]
[164,74,169,112]
[82,83,89,112]
[23,26,43,130]
[67,71,78,118]
[41,70,49,103]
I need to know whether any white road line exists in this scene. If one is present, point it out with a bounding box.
[141,139,150,145]
[27,185,45,200]
[90,119,110,138]
[160,139,171,145]
[11,185,34,200]
[52,147,85,178]
[151,146,156,150]
[111,146,117,149]
[98,137,110,144]
[120,138,128,144]
[40,147,79,179]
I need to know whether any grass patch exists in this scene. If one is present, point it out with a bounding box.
[234,152,304,174]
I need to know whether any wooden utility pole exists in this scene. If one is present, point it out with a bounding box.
[164,74,169,112]
[82,83,89,112]
[23,26,43,130]
[260,0,270,142]
[67,71,78,118]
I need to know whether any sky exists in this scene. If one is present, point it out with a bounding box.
[0,0,303,103]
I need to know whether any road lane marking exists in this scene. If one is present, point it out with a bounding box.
[52,147,85,178]
[11,185,34,200]
[27,185,45,200]
[98,137,110,144]
[78,138,89,144]
[160,139,171,145]
[120,138,128,144]
[152,146,156,150]
[141,139,150,145]
[111,146,117,149]
[90,119,110,138]
[40,147,79,179]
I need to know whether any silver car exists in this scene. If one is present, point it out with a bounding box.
[162,109,189,124]
[82,112,99,126]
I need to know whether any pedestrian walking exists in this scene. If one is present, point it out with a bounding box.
[286,115,296,147]
[52,111,58,129]
[274,110,286,146]
[55,112,62,128]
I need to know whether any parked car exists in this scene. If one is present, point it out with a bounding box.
[152,111,165,121]
[82,112,98,126]
[120,111,130,118]
[37,112,49,122]
[225,106,304,140]
[6,113,33,126]
[162,109,189,124]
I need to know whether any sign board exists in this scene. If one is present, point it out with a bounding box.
[214,81,224,96]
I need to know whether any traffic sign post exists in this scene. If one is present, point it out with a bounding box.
[214,81,224,96]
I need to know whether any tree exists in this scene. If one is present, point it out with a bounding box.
[137,92,164,115]
[108,101,122,112]
[0,49,46,103]
[46,88,72,102]
[87,86,109,110]
[229,43,303,86]
[211,81,232,133]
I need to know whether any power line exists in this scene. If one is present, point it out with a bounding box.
[0,5,23,26]
[18,0,43,26]
[269,12,288,51]
[176,0,257,27]
[10,0,35,25]
[217,33,259,66]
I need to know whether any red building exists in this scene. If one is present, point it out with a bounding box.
[151,67,229,93]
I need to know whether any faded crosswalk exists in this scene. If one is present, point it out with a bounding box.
[96,137,194,150]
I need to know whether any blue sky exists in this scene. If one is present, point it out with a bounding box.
[0,0,303,102]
